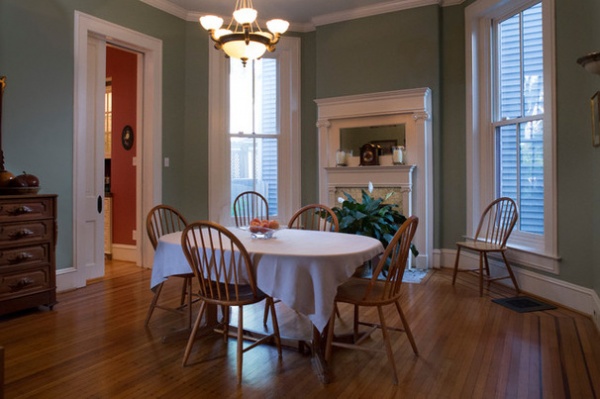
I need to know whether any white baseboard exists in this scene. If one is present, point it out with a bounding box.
[435,248,600,332]
[111,244,137,262]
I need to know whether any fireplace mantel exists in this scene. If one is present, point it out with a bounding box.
[316,88,433,269]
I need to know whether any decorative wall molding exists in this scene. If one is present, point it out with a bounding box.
[140,0,466,31]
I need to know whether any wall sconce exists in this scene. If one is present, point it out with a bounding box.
[577,51,600,75]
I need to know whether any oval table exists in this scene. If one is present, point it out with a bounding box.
[151,226,384,383]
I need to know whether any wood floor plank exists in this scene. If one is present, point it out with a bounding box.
[0,262,599,398]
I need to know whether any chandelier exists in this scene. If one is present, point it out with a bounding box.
[199,0,289,66]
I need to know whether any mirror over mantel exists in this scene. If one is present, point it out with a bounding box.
[340,124,406,156]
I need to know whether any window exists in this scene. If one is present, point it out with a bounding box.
[229,59,279,216]
[494,3,544,234]
[208,37,301,225]
[466,0,558,272]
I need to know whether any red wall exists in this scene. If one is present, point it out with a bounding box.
[106,46,137,246]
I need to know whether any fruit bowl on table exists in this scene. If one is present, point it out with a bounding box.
[248,225,276,239]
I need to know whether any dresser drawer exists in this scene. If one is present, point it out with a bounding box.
[0,196,55,222]
[0,220,53,245]
[0,243,50,267]
[0,264,51,299]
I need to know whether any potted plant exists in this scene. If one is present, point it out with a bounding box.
[330,182,418,276]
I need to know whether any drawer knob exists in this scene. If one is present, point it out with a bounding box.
[8,277,34,292]
[8,252,34,263]
[9,228,34,239]
[9,205,33,215]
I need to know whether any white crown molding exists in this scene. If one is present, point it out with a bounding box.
[313,0,439,27]
[140,0,464,31]
[139,0,189,20]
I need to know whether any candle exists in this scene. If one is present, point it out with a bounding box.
[335,149,347,166]
[392,146,403,165]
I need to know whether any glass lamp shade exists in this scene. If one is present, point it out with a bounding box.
[222,38,268,61]
[266,19,289,35]
[578,52,600,76]
[200,15,223,31]
[233,8,257,24]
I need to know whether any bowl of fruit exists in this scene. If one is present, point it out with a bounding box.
[248,218,280,239]
[0,171,41,195]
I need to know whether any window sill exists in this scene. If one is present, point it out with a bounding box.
[505,243,560,274]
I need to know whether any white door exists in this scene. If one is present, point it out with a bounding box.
[74,34,106,283]
[63,12,163,292]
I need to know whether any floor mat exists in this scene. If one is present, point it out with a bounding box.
[492,296,557,313]
[402,269,429,284]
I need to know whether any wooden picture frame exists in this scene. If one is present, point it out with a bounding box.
[370,139,397,155]
[592,91,600,147]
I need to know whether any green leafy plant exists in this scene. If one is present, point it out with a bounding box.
[331,183,418,258]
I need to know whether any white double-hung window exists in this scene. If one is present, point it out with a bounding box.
[208,37,301,226]
[466,0,558,272]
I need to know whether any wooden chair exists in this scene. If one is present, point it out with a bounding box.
[180,221,282,384]
[325,216,419,385]
[287,203,339,232]
[452,197,520,296]
[233,191,269,227]
[145,205,194,328]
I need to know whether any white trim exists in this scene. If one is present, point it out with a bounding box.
[111,244,138,263]
[437,248,600,332]
[66,11,162,292]
[140,0,465,31]
[465,0,558,273]
[207,36,301,226]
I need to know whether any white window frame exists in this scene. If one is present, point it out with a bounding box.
[465,0,559,273]
[207,37,301,225]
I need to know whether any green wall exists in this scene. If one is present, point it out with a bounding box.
[1,0,599,298]
[553,0,600,291]
[0,0,196,270]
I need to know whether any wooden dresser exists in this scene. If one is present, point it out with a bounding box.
[0,194,57,316]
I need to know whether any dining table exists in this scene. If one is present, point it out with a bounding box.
[151,226,384,383]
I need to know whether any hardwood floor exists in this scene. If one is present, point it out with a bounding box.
[1,260,599,398]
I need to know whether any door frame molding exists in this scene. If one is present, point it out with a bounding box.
[60,12,162,291]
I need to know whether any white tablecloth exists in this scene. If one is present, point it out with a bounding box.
[151,227,384,332]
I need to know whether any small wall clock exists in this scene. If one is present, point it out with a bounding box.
[121,125,134,150]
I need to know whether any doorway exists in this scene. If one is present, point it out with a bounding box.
[105,45,139,264]
[64,12,163,291]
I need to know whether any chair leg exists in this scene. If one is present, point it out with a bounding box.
[223,306,230,343]
[452,247,462,285]
[353,305,359,342]
[237,306,244,385]
[263,299,270,326]
[394,300,418,355]
[145,282,164,327]
[377,306,399,385]
[325,307,337,362]
[268,298,283,358]
[182,301,206,366]
[483,253,491,277]
[501,251,520,294]
[186,277,193,329]
[478,252,485,296]
[179,277,188,307]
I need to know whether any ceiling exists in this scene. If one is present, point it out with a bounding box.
[141,0,461,31]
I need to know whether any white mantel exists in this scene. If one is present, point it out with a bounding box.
[316,88,433,269]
